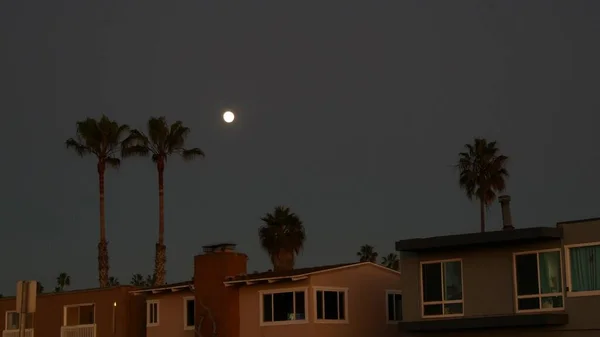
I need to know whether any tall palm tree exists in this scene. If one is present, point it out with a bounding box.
[381,253,400,270]
[357,244,378,262]
[65,115,130,287]
[130,273,145,286]
[259,206,306,271]
[457,138,509,232]
[55,273,71,292]
[122,117,205,286]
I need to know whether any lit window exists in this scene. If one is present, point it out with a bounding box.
[566,243,600,295]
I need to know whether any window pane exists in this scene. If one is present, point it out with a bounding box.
[516,254,539,295]
[539,251,562,294]
[387,294,394,321]
[394,294,403,321]
[273,292,294,321]
[443,261,462,300]
[443,303,462,315]
[423,304,443,316]
[79,305,94,325]
[570,245,600,292]
[294,292,305,320]
[316,291,323,319]
[338,291,345,320]
[186,300,195,326]
[324,291,339,319]
[541,296,563,309]
[517,297,540,310]
[8,313,18,329]
[262,294,273,322]
[422,263,442,302]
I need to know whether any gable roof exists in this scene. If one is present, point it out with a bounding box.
[223,261,400,286]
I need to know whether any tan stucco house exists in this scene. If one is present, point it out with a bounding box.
[395,195,600,337]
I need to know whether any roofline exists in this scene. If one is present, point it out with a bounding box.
[556,217,600,225]
[223,262,400,286]
[129,283,194,295]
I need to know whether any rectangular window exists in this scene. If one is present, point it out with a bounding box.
[146,301,159,326]
[315,288,347,322]
[567,243,600,294]
[5,312,33,330]
[261,290,306,324]
[64,304,94,326]
[386,291,402,322]
[421,260,463,317]
[184,298,195,329]
[514,250,563,311]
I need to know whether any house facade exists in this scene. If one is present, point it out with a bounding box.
[395,195,600,336]
[0,286,145,337]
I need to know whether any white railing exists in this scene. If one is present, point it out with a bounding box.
[60,325,95,337]
[2,330,34,337]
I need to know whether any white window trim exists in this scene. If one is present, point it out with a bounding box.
[565,241,600,297]
[512,248,565,313]
[313,286,349,324]
[419,258,464,319]
[183,296,195,330]
[258,287,309,326]
[5,311,19,331]
[146,300,160,327]
[385,290,402,324]
[62,303,95,327]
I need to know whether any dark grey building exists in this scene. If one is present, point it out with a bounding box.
[396,196,600,336]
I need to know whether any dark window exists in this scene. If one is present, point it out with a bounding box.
[147,302,159,325]
[515,250,563,311]
[316,289,346,321]
[387,293,402,321]
[185,299,195,327]
[262,291,306,322]
[421,260,463,317]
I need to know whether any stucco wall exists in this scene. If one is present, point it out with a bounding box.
[145,291,195,337]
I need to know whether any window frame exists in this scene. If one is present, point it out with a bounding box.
[4,311,33,331]
[419,258,464,319]
[146,300,160,327]
[565,242,600,298]
[62,303,95,327]
[313,286,349,324]
[385,290,402,324]
[512,248,565,313]
[183,296,195,330]
[258,287,309,326]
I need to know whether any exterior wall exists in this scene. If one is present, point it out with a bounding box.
[0,286,145,337]
[400,219,600,336]
[145,290,195,337]
[238,264,402,337]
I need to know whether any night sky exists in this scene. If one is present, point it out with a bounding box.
[1,1,599,294]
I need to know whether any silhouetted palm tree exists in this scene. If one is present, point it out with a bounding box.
[55,273,71,292]
[144,274,156,287]
[130,273,145,286]
[357,244,378,262]
[381,253,400,270]
[65,115,130,287]
[123,117,204,286]
[259,206,306,271]
[108,277,120,286]
[36,282,44,294]
[457,138,509,232]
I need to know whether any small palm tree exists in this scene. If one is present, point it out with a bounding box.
[130,273,145,286]
[357,244,378,262]
[122,117,204,286]
[108,277,120,286]
[36,282,44,294]
[65,115,130,287]
[55,273,71,292]
[457,138,509,232]
[259,206,306,271]
[144,274,156,287]
[381,253,400,270]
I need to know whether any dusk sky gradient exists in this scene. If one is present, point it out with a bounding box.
[1,0,599,294]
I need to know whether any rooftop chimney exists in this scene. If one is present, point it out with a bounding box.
[499,195,514,230]
[202,243,237,254]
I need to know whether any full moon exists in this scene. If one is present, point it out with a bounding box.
[223,111,235,123]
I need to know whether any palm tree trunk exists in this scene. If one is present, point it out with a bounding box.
[154,159,167,286]
[97,161,109,288]
[479,199,485,233]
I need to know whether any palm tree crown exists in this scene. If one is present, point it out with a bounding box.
[259,206,306,271]
[65,115,130,287]
[357,244,378,262]
[55,272,71,292]
[381,253,400,270]
[457,138,509,232]
[122,117,204,286]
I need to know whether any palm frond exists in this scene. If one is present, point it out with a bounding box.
[180,148,205,161]
[105,157,121,169]
[65,138,91,157]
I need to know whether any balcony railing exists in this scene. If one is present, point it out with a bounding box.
[60,325,96,337]
[2,329,34,337]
